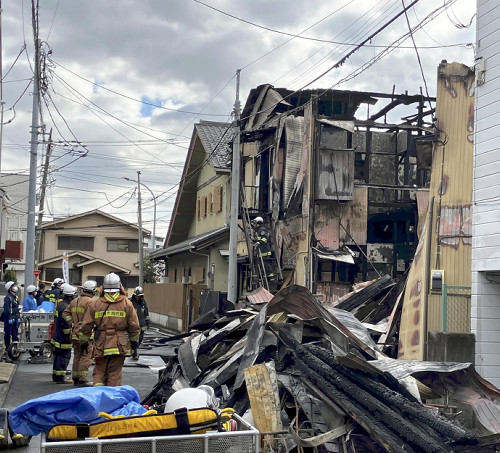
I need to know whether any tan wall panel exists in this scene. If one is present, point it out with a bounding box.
[144,283,184,318]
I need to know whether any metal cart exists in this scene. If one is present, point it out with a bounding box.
[7,312,54,361]
[40,413,259,453]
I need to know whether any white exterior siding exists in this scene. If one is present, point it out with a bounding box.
[0,173,29,286]
[473,1,500,387]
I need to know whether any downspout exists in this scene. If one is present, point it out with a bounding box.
[423,196,434,361]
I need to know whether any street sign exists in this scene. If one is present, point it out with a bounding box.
[33,270,41,278]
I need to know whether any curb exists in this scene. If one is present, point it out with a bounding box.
[0,362,17,408]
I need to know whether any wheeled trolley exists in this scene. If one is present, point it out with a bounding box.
[40,413,259,453]
[7,312,54,361]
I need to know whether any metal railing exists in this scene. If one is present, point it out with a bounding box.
[441,284,471,333]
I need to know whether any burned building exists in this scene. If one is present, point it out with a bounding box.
[239,85,435,303]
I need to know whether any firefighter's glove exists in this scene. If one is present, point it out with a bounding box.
[80,342,89,355]
[16,318,21,325]
[8,318,14,325]
[130,341,138,351]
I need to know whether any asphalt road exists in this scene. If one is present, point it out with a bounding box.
[0,328,177,452]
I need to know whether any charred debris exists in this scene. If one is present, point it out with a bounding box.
[143,280,500,453]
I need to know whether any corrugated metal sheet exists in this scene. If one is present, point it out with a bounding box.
[283,116,304,207]
[399,62,474,360]
[430,62,474,288]
[416,189,430,238]
[315,124,354,200]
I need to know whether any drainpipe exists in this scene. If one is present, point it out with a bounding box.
[423,196,434,361]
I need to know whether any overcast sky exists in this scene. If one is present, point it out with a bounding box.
[0,0,476,241]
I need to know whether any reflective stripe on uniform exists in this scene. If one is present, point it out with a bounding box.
[53,370,67,376]
[95,310,126,319]
[71,307,85,313]
[257,236,268,243]
[51,340,72,349]
[103,348,120,356]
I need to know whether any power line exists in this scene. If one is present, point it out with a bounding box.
[50,58,229,117]
[401,0,433,112]
[194,0,469,50]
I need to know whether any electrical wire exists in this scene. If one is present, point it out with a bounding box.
[50,58,228,117]
[194,0,470,50]
[402,0,433,112]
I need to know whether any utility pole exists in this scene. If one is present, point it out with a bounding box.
[25,32,41,289]
[35,128,52,265]
[227,69,241,304]
[0,0,4,174]
[137,171,144,288]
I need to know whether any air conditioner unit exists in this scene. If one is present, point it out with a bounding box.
[181,276,191,284]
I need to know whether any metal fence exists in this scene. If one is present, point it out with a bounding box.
[441,284,471,333]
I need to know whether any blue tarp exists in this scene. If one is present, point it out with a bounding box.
[9,385,148,435]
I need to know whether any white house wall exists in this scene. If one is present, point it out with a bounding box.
[473,0,500,387]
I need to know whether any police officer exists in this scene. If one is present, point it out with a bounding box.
[129,286,150,360]
[63,280,97,386]
[2,282,21,350]
[79,273,140,386]
[51,283,75,384]
[252,216,276,282]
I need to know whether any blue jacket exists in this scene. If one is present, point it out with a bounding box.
[22,295,37,312]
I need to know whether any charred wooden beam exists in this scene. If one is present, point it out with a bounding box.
[305,344,477,445]
[278,329,452,453]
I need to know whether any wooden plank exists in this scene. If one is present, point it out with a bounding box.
[244,362,282,433]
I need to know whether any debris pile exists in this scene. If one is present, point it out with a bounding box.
[143,282,500,452]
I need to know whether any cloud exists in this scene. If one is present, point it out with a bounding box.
[0,0,476,240]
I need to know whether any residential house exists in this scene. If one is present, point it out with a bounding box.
[149,121,236,331]
[0,173,28,284]
[239,85,435,303]
[472,1,500,387]
[37,209,149,289]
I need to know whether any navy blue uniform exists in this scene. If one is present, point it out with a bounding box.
[2,292,20,348]
[51,294,73,382]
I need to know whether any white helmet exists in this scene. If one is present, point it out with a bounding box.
[53,278,64,286]
[254,216,264,224]
[26,285,37,293]
[62,284,76,296]
[133,286,144,296]
[164,386,218,413]
[5,281,15,291]
[103,273,121,293]
[82,280,97,292]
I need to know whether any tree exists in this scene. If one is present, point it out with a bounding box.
[3,268,17,283]
[142,256,164,283]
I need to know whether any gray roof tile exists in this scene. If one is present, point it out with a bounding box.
[195,121,237,169]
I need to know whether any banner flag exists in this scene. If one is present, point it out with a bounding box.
[62,252,69,283]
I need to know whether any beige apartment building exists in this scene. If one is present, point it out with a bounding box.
[37,209,148,290]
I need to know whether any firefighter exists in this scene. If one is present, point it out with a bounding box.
[2,282,21,350]
[79,273,140,386]
[63,280,97,386]
[51,284,75,384]
[252,216,276,282]
[129,286,150,360]
[22,285,37,312]
[44,278,64,303]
